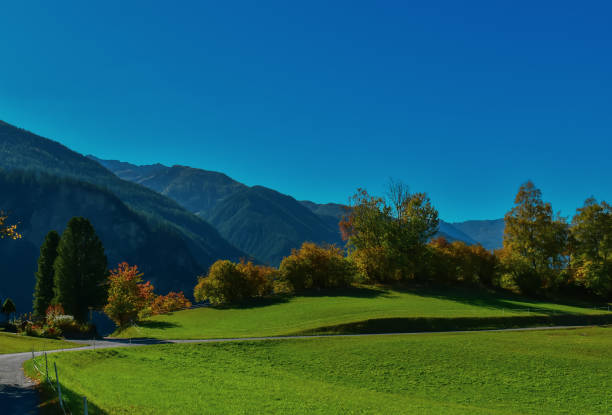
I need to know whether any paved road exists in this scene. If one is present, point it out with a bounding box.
[0,325,599,414]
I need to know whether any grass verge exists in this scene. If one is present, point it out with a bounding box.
[0,332,81,354]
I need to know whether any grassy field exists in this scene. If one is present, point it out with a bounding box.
[0,332,80,354]
[116,286,612,339]
[26,327,612,414]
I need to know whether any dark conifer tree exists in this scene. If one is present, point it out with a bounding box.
[33,230,60,318]
[53,217,108,322]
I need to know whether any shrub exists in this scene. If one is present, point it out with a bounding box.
[350,246,396,283]
[236,260,277,297]
[194,260,253,305]
[151,292,192,315]
[279,243,355,291]
[45,304,66,324]
[428,238,498,286]
[194,260,279,305]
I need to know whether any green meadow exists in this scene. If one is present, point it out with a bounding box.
[116,286,611,339]
[0,332,80,354]
[27,327,612,415]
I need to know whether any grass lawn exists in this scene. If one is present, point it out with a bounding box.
[116,286,612,339]
[26,326,612,414]
[0,332,81,354]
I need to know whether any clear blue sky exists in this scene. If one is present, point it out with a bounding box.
[1,1,610,222]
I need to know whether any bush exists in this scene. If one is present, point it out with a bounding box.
[194,260,280,305]
[350,246,396,283]
[151,292,192,315]
[279,243,355,291]
[428,238,498,286]
[194,260,253,305]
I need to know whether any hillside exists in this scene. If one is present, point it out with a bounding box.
[0,170,204,311]
[116,285,611,340]
[0,121,248,310]
[207,186,342,264]
[90,157,343,265]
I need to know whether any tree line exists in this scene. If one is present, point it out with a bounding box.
[192,180,611,306]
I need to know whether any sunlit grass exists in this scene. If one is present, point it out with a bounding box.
[0,332,80,354]
[26,326,612,414]
[115,285,611,339]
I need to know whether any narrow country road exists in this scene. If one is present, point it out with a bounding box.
[0,325,599,414]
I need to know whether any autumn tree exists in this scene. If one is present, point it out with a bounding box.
[570,198,612,298]
[501,182,569,294]
[33,230,60,318]
[53,217,108,322]
[428,237,498,286]
[278,242,355,290]
[104,262,155,328]
[150,292,192,315]
[0,211,21,240]
[194,259,278,305]
[341,181,439,282]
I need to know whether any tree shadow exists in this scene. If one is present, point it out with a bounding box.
[297,286,390,299]
[32,376,109,415]
[386,283,606,316]
[134,320,180,330]
[213,295,292,310]
[293,314,612,336]
[214,286,390,310]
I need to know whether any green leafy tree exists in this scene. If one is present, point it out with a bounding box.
[340,181,439,282]
[194,260,251,305]
[1,298,16,321]
[501,182,569,294]
[53,217,108,322]
[570,198,612,298]
[279,242,355,291]
[33,230,61,318]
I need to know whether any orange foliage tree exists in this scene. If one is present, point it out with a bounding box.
[151,292,192,315]
[0,211,21,239]
[104,262,155,328]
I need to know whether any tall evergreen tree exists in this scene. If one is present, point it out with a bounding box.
[53,217,108,322]
[33,230,61,318]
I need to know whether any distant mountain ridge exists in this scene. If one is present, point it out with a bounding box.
[88,156,344,265]
[90,156,505,262]
[450,219,505,251]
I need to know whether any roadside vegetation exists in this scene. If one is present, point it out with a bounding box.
[26,327,612,415]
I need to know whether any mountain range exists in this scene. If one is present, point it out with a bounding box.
[0,120,504,312]
[88,156,505,255]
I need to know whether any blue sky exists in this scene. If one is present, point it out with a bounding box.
[1,1,610,222]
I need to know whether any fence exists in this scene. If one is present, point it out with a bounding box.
[30,350,89,415]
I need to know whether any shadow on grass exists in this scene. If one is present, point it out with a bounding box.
[386,283,608,315]
[292,314,612,336]
[135,320,180,330]
[214,286,390,310]
[24,365,108,415]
